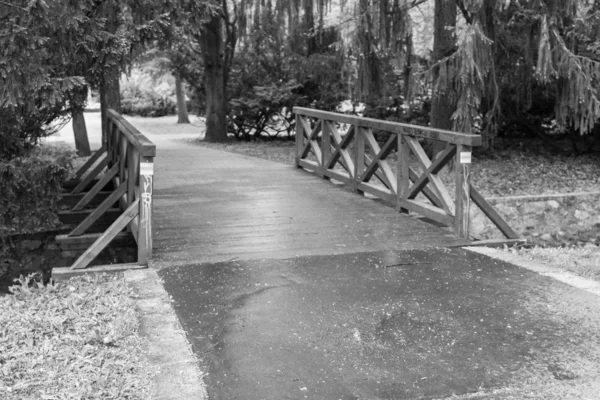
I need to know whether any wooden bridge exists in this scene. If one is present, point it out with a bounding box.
[58,108,518,270]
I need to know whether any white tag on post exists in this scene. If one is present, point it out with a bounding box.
[460,152,472,164]
[140,162,154,176]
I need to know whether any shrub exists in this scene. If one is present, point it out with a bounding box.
[0,145,75,287]
[0,146,74,236]
[120,70,177,117]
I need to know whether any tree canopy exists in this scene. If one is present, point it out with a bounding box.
[4,0,600,152]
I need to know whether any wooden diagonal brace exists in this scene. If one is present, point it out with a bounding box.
[361,134,397,192]
[300,118,323,163]
[405,137,455,213]
[327,125,355,174]
[406,146,455,200]
[70,199,140,270]
[72,163,119,211]
[71,152,109,194]
[470,187,519,239]
[74,146,106,181]
[69,182,127,237]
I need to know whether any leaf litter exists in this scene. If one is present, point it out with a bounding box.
[0,273,154,400]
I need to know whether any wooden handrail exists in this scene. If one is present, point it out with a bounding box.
[293,107,518,241]
[293,107,482,146]
[107,109,156,157]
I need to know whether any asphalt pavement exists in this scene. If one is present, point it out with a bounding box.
[158,248,600,400]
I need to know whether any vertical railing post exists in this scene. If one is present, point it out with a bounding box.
[119,133,127,184]
[397,133,409,213]
[454,144,471,238]
[321,119,330,178]
[111,123,118,167]
[295,114,303,167]
[138,156,154,264]
[106,118,113,164]
[127,143,137,207]
[353,125,364,193]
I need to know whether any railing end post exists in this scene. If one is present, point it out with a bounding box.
[455,145,472,239]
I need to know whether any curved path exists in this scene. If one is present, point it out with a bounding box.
[130,117,600,399]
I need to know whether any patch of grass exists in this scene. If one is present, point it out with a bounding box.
[0,274,153,400]
[514,246,600,282]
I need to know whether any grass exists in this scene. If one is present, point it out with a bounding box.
[0,274,154,400]
[513,246,600,282]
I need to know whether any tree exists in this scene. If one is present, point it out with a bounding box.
[430,0,456,155]
[427,0,600,152]
[180,0,237,142]
[0,0,172,159]
[0,1,93,159]
[175,74,191,123]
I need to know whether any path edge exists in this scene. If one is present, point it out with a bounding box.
[466,246,600,297]
[124,269,208,400]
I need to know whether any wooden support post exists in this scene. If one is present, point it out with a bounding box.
[454,145,471,238]
[71,153,110,194]
[137,157,154,264]
[398,134,409,213]
[295,115,303,167]
[74,145,106,180]
[112,124,120,168]
[127,144,139,207]
[119,134,128,183]
[69,182,127,236]
[354,126,365,193]
[70,199,140,270]
[321,120,330,178]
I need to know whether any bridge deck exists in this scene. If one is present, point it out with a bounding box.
[147,134,469,267]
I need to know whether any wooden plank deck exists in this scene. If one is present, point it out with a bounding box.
[146,134,470,267]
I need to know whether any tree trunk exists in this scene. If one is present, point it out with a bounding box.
[72,112,91,156]
[303,0,317,55]
[478,0,497,150]
[200,13,228,142]
[430,0,457,154]
[99,2,121,145]
[100,64,121,145]
[175,74,190,124]
[72,87,91,156]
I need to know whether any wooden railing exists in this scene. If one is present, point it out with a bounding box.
[294,107,519,241]
[63,109,155,269]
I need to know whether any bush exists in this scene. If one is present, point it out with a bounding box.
[0,146,74,236]
[120,70,178,117]
[0,145,75,287]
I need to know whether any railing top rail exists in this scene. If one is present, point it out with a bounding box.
[107,109,156,157]
[293,107,481,147]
